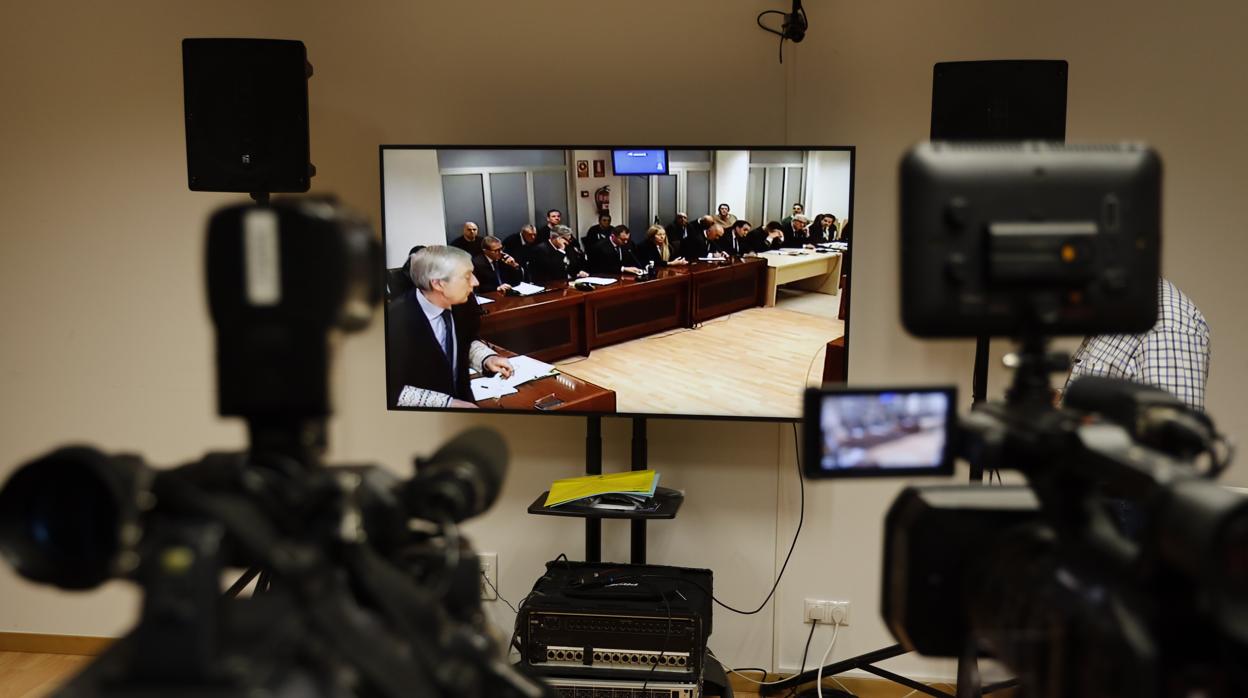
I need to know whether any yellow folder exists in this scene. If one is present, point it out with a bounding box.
[544,470,659,507]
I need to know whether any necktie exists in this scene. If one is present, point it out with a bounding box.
[491,260,501,287]
[440,309,455,374]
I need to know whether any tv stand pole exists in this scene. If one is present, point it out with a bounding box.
[630,417,647,564]
[585,416,602,562]
[580,416,649,564]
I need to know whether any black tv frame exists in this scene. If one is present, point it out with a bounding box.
[379,144,856,423]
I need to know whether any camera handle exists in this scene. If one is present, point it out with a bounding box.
[128,520,229,684]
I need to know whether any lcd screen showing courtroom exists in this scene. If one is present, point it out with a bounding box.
[381,146,854,420]
[816,391,951,472]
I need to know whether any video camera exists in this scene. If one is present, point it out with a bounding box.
[805,143,1245,697]
[0,199,551,697]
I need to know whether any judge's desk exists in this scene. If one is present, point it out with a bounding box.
[475,257,767,364]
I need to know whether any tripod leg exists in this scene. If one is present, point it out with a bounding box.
[224,567,260,598]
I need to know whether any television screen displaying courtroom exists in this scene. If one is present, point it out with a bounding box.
[381,146,855,419]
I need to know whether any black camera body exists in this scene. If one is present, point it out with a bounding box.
[0,200,550,698]
[804,143,1244,697]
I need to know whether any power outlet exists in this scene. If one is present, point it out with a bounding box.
[803,598,850,626]
[479,552,498,601]
[828,600,850,626]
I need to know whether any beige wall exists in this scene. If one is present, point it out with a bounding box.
[1,0,1245,681]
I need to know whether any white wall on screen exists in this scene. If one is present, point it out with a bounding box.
[712,150,749,216]
[806,150,853,224]
[382,149,447,267]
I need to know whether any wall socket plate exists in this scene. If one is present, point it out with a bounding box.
[804,598,850,626]
[479,552,498,601]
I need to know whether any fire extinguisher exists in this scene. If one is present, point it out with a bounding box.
[594,185,610,217]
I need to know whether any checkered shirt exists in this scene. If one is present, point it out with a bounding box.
[1064,278,1211,411]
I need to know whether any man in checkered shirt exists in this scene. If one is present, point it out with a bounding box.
[1063,278,1210,536]
[1063,277,1211,411]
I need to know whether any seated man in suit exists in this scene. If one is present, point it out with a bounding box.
[722,219,754,257]
[782,214,816,248]
[665,212,694,247]
[448,221,484,257]
[747,221,786,253]
[589,225,645,275]
[386,246,514,409]
[781,203,804,231]
[472,235,523,293]
[815,213,839,243]
[584,213,614,246]
[529,225,591,285]
[503,224,541,272]
[681,222,727,262]
[536,209,563,242]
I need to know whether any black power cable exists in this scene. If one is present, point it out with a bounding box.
[597,423,805,617]
[757,9,788,63]
[798,619,818,680]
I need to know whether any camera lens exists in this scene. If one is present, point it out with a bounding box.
[0,447,139,589]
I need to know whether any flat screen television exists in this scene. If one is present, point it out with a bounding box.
[380,145,855,421]
[612,149,668,175]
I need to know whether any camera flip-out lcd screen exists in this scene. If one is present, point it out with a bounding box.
[804,387,956,478]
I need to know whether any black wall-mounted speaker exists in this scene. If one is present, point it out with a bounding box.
[931,60,1068,142]
[182,38,313,194]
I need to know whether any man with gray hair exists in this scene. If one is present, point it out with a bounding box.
[783,214,815,248]
[680,221,727,262]
[529,225,590,285]
[503,223,541,273]
[386,246,513,409]
[472,235,522,293]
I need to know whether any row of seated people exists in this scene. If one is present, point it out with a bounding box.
[696,202,850,246]
[447,215,847,293]
[446,209,570,258]
[472,222,759,291]
[447,205,847,262]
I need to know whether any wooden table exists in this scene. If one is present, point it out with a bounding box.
[758,250,842,306]
[476,371,617,412]
[476,257,766,363]
[472,347,617,412]
[822,336,847,384]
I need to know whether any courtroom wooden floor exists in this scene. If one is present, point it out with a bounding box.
[555,289,845,418]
